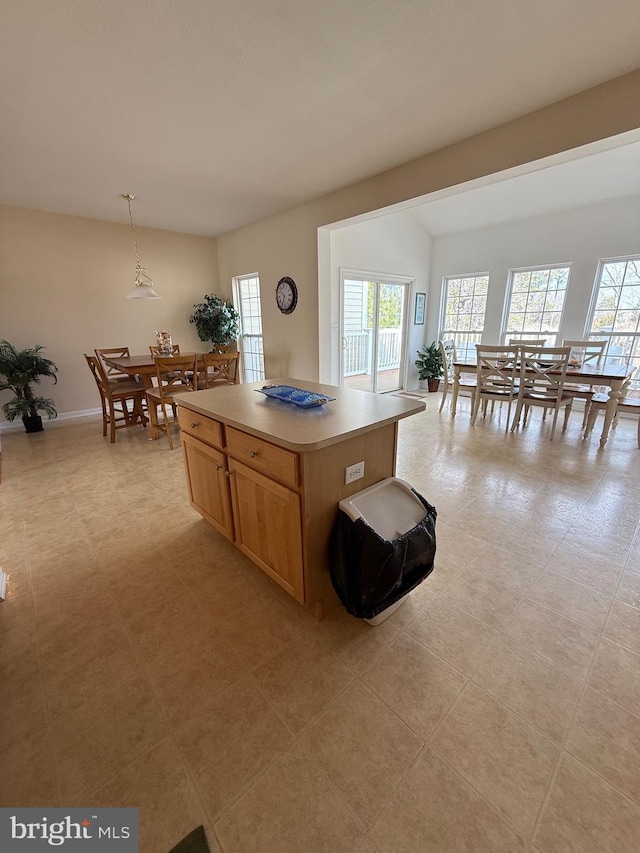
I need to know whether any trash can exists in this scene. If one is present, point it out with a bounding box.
[330,477,437,624]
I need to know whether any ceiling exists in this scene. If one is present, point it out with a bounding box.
[2,0,640,237]
[408,136,640,236]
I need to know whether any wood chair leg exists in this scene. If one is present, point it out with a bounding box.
[162,400,174,449]
[109,404,116,443]
[147,397,159,440]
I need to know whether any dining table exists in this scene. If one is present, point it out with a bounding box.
[103,353,205,389]
[451,357,635,448]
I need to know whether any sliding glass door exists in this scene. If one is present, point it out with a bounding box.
[341,273,409,393]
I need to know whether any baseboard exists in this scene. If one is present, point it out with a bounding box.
[0,408,102,432]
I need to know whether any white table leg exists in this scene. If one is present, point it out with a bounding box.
[599,378,623,448]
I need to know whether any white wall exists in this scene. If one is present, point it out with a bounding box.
[427,194,640,345]
[327,211,432,385]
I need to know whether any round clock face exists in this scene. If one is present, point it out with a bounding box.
[276,276,298,314]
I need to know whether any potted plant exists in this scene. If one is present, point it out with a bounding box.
[189,294,240,352]
[0,340,58,432]
[415,341,443,392]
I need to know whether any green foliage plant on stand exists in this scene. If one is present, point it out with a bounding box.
[0,340,58,432]
[415,341,443,391]
[189,294,240,352]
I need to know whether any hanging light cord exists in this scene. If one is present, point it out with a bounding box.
[123,193,153,285]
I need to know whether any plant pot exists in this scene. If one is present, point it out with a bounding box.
[427,379,440,392]
[23,415,43,433]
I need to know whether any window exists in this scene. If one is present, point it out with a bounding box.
[233,274,264,382]
[587,257,640,388]
[503,265,569,343]
[440,273,488,358]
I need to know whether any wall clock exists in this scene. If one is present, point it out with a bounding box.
[275,276,298,314]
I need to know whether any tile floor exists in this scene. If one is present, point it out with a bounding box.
[1,398,640,852]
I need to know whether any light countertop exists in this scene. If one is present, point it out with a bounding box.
[176,378,425,451]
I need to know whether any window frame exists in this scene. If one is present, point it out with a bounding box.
[233,273,265,383]
[585,254,640,387]
[439,271,490,358]
[501,263,571,344]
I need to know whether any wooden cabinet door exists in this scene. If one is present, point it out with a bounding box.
[228,458,304,603]
[182,433,234,541]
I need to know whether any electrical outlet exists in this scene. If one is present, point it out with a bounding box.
[345,461,365,484]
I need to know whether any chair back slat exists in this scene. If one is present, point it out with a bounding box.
[86,353,109,392]
[518,346,571,396]
[154,354,198,391]
[200,352,240,388]
[149,344,181,356]
[562,339,606,365]
[95,347,131,381]
[440,339,456,383]
[475,346,520,394]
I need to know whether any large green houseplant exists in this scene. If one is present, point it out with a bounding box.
[0,340,58,432]
[415,341,443,391]
[189,294,240,352]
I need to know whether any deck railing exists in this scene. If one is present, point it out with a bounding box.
[343,329,401,376]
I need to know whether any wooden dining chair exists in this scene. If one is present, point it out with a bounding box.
[95,347,132,383]
[510,345,573,439]
[471,345,520,429]
[438,339,476,412]
[197,352,240,389]
[145,354,198,449]
[85,354,148,443]
[562,339,607,427]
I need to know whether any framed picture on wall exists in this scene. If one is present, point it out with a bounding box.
[414,292,426,325]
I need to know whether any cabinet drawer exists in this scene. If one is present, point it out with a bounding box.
[226,426,299,488]
[177,407,224,449]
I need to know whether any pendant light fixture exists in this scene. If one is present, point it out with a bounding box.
[122,193,160,299]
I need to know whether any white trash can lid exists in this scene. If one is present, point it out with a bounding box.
[339,477,427,541]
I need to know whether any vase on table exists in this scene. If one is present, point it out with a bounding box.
[155,330,173,355]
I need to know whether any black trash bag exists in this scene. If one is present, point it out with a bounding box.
[329,489,437,620]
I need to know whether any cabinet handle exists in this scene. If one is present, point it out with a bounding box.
[249,450,258,458]
[216,464,223,471]
[190,422,199,429]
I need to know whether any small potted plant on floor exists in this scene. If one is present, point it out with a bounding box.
[415,341,443,392]
[0,340,58,432]
[189,294,240,352]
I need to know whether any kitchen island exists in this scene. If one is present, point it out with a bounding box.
[176,378,425,617]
